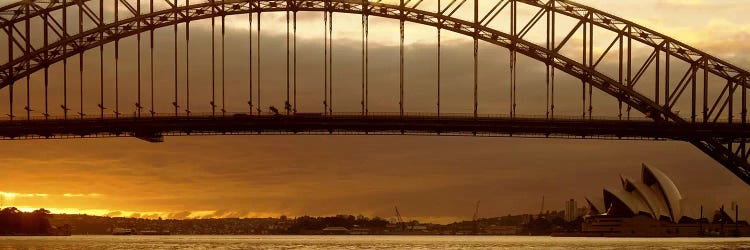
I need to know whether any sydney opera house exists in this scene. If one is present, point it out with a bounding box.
[567,164,750,237]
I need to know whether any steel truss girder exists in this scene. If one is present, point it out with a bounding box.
[0,0,749,184]
[0,0,679,123]
[0,114,747,140]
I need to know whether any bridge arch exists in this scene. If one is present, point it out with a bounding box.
[0,0,696,121]
[1,0,750,184]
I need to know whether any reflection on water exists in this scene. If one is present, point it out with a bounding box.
[1,235,750,249]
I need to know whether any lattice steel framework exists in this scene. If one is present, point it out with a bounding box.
[1,0,750,184]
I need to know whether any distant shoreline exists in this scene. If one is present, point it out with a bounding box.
[0,234,70,236]
[4,234,750,238]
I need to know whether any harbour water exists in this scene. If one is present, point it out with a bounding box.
[1,235,749,249]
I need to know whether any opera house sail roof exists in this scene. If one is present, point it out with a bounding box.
[587,164,684,222]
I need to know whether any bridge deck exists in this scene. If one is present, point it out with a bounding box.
[0,113,747,142]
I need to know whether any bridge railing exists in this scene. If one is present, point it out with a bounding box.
[0,111,670,123]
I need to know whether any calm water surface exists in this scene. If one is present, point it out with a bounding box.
[1,235,750,249]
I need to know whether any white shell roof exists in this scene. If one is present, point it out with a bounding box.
[591,164,685,222]
[585,197,605,214]
[623,177,671,220]
[642,163,682,221]
[603,188,650,216]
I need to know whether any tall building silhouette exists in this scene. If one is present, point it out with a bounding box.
[565,199,578,222]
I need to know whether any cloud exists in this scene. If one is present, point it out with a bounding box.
[661,0,706,7]
[167,211,192,219]
[63,193,102,197]
[106,211,123,217]
[0,192,48,199]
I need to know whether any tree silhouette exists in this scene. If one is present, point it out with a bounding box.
[0,207,55,235]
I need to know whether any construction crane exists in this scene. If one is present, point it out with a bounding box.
[472,200,481,235]
[395,206,405,231]
[472,200,480,221]
[539,195,545,216]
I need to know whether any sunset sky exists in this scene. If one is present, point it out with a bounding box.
[0,0,749,224]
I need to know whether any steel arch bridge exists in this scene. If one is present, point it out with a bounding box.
[2,0,750,184]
